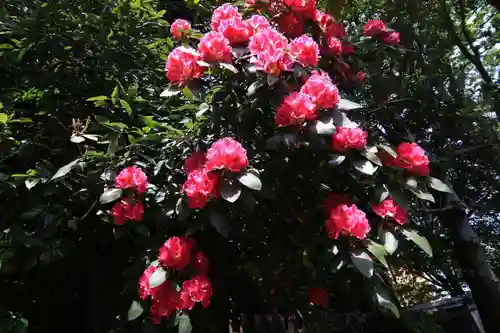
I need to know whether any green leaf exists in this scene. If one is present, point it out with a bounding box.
[402,229,433,257]
[70,134,85,143]
[350,250,374,278]
[247,81,263,96]
[330,256,345,273]
[0,113,8,125]
[353,160,378,175]
[175,314,192,333]
[428,177,453,193]
[50,159,80,181]
[375,283,400,318]
[219,62,238,73]
[373,185,389,204]
[127,301,143,321]
[378,144,397,158]
[312,117,336,135]
[367,241,388,268]
[267,75,280,86]
[86,96,109,102]
[407,187,435,202]
[25,178,40,190]
[149,267,167,288]
[160,87,181,97]
[183,86,196,101]
[111,85,119,105]
[120,100,132,116]
[238,171,262,191]
[338,99,363,110]
[220,178,242,203]
[209,209,230,238]
[328,154,346,167]
[99,188,123,204]
[380,230,398,255]
[362,148,383,166]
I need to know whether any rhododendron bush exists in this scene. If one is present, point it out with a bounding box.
[104,0,454,330]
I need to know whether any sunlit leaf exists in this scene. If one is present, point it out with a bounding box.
[402,229,433,257]
[351,250,374,278]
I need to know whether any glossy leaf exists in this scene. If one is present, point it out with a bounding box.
[367,241,388,268]
[381,230,398,255]
[428,177,453,193]
[353,160,378,175]
[239,171,262,191]
[220,178,242,203]
[209,209,230,238]
[99,188,123,204]
[351,250,374,278]
[50,159,80,181]
[375,283,400,318]
[127,301,143,321]
[149,267,167,288]
[402,229,433,257]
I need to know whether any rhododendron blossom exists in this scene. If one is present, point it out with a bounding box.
[182,168,219,209]
[115,165,148,193]
[325,36,342,56]
[198,31,233,63]
[217,18,251,45]
[326,203,370,240]
[372,197,408,225]
[245,15,271,36]
[309,287,329,308]
[159,236,193,270]
[275,92,317,127]
[277,13,304,38]
[192,252,209,275]
[179,275,213,310]
[381,31,400,45]
[249,28,292,76]
[283,0,316,19]
[363,19,387,37]
[300,71,339,109]
[394,142,430,176]
[314,10,346,39]
[139,265,158,300]
[149,282,180,323]
[184,151,207,174]
[205,137,249,172]
[211,4,242,31]
[166,47,205,86]
[289,35,319,67]
[111,199,144,225]
[170,19,191,40]
[331,127,368,151]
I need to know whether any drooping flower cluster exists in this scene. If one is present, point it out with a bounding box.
[139,237,212,323]
[363,19,400,45]
[182,137,249,209]
[111,166,148,225]
[372,197,408,225]
[275,71,340,127]
[381,142,430,176]
[331,126,368,152]
[325,193,371,240]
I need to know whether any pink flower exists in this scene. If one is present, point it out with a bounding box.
[192,252,210,274]
[342,43,355,55]
[326,204,370,240]
[325,36,342,56]
[289,35,319,67]
[363,19,387,37]
[395,142,430,176]
[158,236,193,270]
[198,31,233,63]
[372,197,407,225]
[139,265,158,300]
[309,287,329,308]
[300,71,339,109]
[245,15,271,36]
[217,18,251,45]
[249,28,288,55]
[184,151,207,174]
[165,47,205,86]
[331,127,368,152]
[249,28,293,76]
[115,166,148,194]
[206,137,249,172]
[314,10,346,39]
[381,31,400,45]
[211,4,242,31]
[357,71,366,82]
[111,199,144,225]
[182,168,219,209]
[283,0,316,19]
[170,19,191,40]
[277,13,304,38]
[179,275,213,310]
[275,92,317,127]
[149,282,180,323]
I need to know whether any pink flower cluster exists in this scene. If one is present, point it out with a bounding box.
[363,19,400,45]
[170,19,191,40]
[372,197,407,225]
[324,193,371,240]
[111,166,149,225]
[182,137,249,209]
[275,71,339,127]
[331,126,368,152]
[139,236,212,323]
[381,142,430,176]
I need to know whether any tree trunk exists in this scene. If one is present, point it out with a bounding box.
[439,203,500,333]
